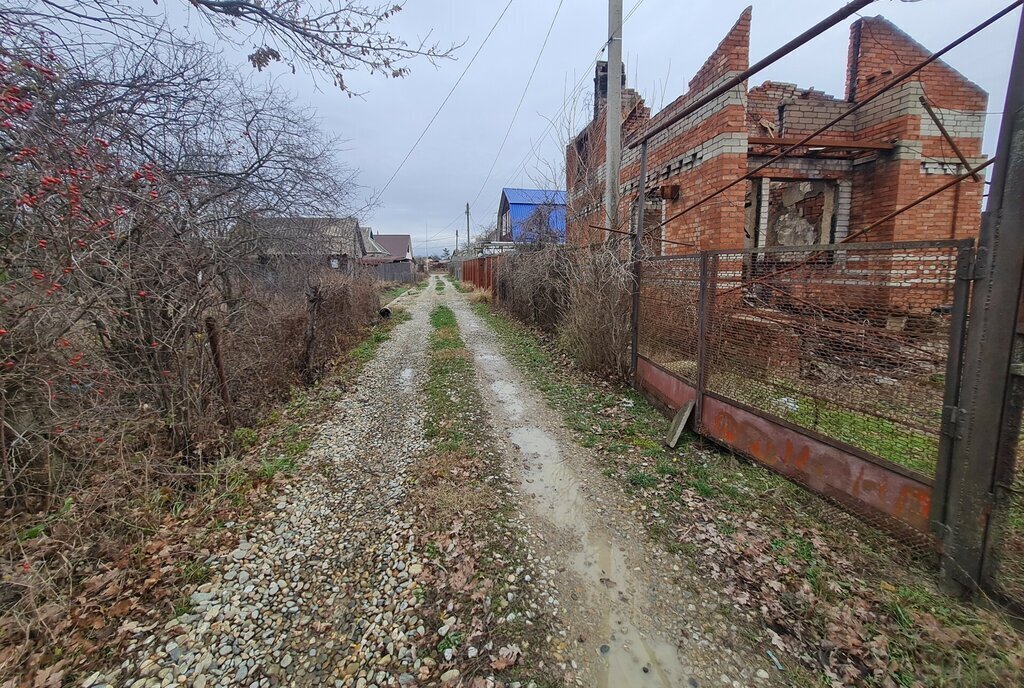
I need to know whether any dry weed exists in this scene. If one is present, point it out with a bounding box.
[469,289,492,304]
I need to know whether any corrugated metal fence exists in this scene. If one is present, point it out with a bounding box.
[460,255,503,291]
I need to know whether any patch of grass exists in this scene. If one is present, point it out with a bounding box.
[420,303,562,685]
[172,597,195,617]
[381,285,409,303]
[655,458,679,476]
[434,280,445,292]
[231,427,258,450]
[180,559,212,585]
[626,468,657,488]
[257,455,297,480]
[437,630,464,653]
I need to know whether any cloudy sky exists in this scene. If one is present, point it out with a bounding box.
[169,0,1019,256]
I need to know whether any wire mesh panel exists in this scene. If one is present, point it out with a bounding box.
[637,256,702,384]
[988,434,1024,610]
[703,242,967,478]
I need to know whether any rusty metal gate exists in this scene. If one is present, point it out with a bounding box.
[635,239,973,542]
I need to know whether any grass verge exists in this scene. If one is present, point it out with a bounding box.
[380,284,410,303]
[473,302,1024,688]
[412,305,562,686]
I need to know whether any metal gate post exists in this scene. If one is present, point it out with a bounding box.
[694,251,715,429]
[630,141,649,378]
[931,242,975,537]
[942,9,1024,592]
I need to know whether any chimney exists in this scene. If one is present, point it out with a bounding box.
[594,60,627,120]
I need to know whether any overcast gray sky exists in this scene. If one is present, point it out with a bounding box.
[170,0,1019,256]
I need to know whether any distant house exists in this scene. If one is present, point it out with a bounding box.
[497,188,567,244]
[246,216,366,272]
[360,231,416,283]
[373,234,414,261]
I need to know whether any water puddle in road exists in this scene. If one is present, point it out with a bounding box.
[456,303,693,686]
[508,423,691,688]
[398,367,415,391]
[490,380,525,418]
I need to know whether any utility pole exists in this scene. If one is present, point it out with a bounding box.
[604,0,623,235]
[465,203,471,250]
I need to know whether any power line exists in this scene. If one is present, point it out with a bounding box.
[370,0,515,204]
[468,0,567,210]
[437,0,650,249]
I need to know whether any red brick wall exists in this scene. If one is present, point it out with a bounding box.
[567,11,987,260]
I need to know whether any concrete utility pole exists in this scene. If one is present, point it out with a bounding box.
[604,0,623,234]
[465,203,471,249]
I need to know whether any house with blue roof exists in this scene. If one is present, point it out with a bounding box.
[497,188,567,244]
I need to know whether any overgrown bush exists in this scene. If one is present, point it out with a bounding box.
[0,37,380,683]
[493,244,632,379]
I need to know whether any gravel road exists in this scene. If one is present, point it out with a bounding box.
[87,275,774,688]
[95,284,442,688]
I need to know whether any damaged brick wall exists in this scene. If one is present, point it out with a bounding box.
[565,9,988,259]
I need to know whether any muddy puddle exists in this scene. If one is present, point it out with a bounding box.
[491,376,691,687]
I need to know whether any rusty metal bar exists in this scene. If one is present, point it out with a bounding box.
[630,141,649,376]
[919,96,982,182]
[930,243,976,537]
[694,252,714,430]
[628,0,879,148]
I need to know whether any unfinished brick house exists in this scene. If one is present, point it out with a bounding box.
[566,8,988,257]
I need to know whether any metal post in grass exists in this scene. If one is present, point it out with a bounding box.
[630,141,649,379]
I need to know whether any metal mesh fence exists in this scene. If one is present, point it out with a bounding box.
[634,241,976,549]
[637,256,701,384]
[636,241,972,540]
[702,242,966,477]
[989,436,1024,608]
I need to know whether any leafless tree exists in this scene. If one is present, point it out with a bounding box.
[2,1,456,91]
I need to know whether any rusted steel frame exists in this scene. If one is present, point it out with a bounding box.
[930,243,976,537]
[636,355,699,411]
[748,136,896,151]
[694,252,715,430]
[950,8,1024,595]
[628,0,879,148]
[919,96,982,182]
[703,390,934,485]
[700,393,937,535]
[648,3,1021,234]
[630,141,649,377]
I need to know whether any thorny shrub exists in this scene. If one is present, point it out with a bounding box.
[493,243,633,379]
[0,42,376,684]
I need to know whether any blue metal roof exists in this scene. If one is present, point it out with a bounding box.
[502,188,566,206]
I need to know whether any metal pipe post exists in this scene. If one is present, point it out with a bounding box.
[630,141,649,377]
